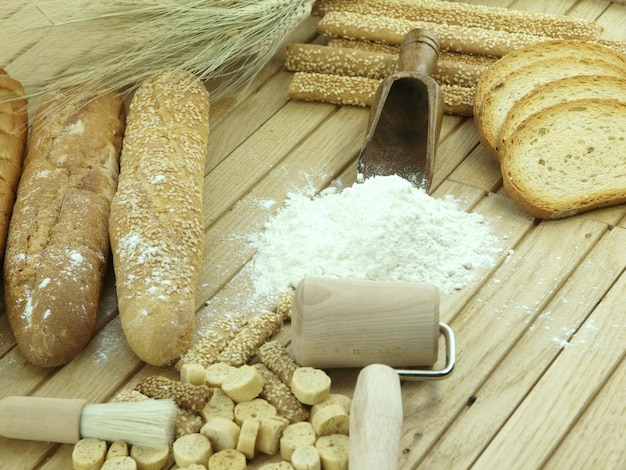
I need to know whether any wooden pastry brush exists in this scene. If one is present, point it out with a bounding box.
[0,396,177,448]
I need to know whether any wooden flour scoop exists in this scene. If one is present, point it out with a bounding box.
[291,277,456,470]
[357,29,443,192]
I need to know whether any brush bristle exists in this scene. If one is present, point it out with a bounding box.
[80,399,177,448]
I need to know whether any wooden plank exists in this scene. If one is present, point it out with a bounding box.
[431,119,482,189]
[0,317,143,468]
[197,104,370,309]
[398,216,607,468]
[416,224,626,468]
[595,3,626,39]
[473,242,626,468]
[448,145,502,192]
[545,330,626,469]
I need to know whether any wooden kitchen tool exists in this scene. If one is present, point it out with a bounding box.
[291,277,455,380]
[357,29,444,192]
[0,396,177,448]
[350,364,403,470]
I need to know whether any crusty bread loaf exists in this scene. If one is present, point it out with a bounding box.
[109,69,209,366]
[500,75,626,150]
[0,69,28,261]
[473,40,626,119]
[477,56,626,160]
[501,98,626,219]
[4,87,125,367]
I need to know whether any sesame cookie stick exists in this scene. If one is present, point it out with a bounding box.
[313,0,602,41]
[317,11,551,57]
[288,72,475,115]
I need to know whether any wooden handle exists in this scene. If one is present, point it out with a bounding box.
[0,396,86,444]
[350,364,403,470]
[291,277,440,368]
[398,28,440,76]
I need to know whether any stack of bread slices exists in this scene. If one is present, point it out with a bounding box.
[474,40,626,219]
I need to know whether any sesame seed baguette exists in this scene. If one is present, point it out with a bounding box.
[313,0,602,41]
[109,69,210,366]
[285,43,490,88]
[4,86,125,368]
[0,69,28,262]
[317,11,552,58]
[288,72,474,116]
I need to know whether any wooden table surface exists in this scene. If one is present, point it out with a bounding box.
[1,1,625,469]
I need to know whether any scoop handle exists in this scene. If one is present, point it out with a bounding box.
[350,364,403,470]
[399,28,440,76]
[0,396,86,444]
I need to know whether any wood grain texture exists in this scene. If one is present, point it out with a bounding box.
[0,2,625,469]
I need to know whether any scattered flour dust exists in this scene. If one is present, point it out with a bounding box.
[247,175,500,297]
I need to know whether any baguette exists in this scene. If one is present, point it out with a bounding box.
[109,69,210,366]
[0,69,28,261]
[4,86,125,367]
[501,98,626,219]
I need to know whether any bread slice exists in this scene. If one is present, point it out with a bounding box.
[473,40,626,118]
[500,75,626,152]
[478,56,626,160]
[501,98,626,219]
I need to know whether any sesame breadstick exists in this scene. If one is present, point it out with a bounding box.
[285,43,490,88]
[176,313,249,370]
[285,43,397,80]
[254,363,310,423]
[175,408,204,438]
[328,37,398,55]
[288,72,475,116]
[288,72,380,107]
[135,376,213,411]
[275,290,294,321]
[312,0,602,41]
[255,340,300,386]
[217,310,284,367]
[599,39,626,57]
[317,11,552,57]
[329,38,497,68]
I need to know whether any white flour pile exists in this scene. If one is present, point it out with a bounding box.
[248,175,500,297]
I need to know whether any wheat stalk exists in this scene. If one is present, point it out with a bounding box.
[4,0,314,103]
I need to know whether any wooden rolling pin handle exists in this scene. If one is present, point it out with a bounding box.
[0,396,87,444]
[399,28,440,76]
[350,364,403,470]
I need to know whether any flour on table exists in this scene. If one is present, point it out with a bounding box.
[247,175,500,297]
